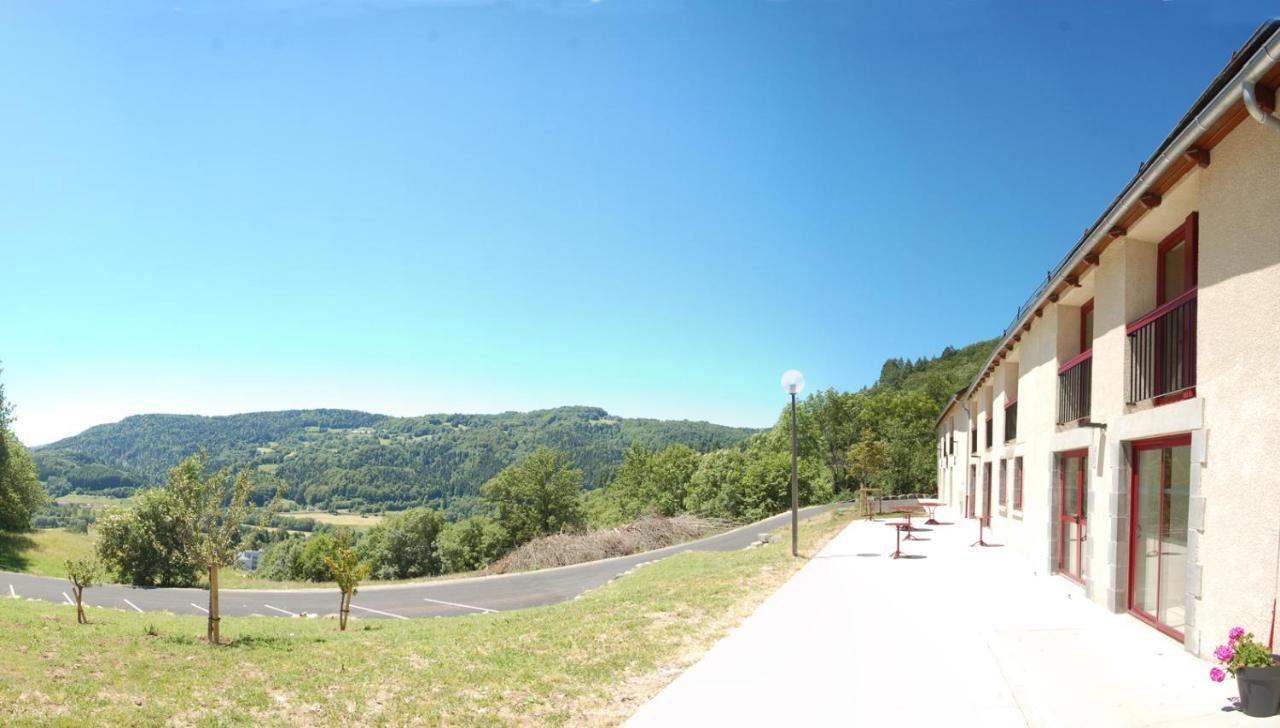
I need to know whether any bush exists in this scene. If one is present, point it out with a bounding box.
[359,507,446,580]
[96,488,199,587]
[436,516,506,573]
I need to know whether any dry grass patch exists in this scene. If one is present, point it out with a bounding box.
[489,514,728,574]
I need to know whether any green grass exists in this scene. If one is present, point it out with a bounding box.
[53,494,132,510]
[0,529,95,575]
[0,508,857,726]
[288,511,384,529]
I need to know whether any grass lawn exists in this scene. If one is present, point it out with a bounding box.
[288,511,384,529]
[0,529,95,575]
[53,494,132,510]
[0,507,857,726]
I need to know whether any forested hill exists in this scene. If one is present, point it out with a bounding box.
[32,407,756,513]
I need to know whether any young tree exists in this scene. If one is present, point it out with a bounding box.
[325,546,370,631]
[167,454,257,645]
[65,557,101,624]
[482,448,584,546]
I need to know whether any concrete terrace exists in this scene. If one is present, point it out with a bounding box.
[627,507,1254,727]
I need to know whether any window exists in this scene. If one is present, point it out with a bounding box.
[1013,457,1023,511]
[1080,298,1094,353]
[998,459,1007,507]
[1157,213,1198,305]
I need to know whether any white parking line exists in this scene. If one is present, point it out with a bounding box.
[348,603,408,620]
[190,602,209,614]
[62,592,74,605]
[263,604,298,617]
[422,596,497,614]
[123,598,144,613]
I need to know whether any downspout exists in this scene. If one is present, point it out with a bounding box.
[1243,80,1280,132]
[1244,29,1280,132]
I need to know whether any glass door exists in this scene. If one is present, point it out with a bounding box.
[1058,451,1088,583]
[1130,436,1192,639]
[966,465,976,518]
[982,463,992,520]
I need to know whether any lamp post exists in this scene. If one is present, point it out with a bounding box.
[780,369,805,557]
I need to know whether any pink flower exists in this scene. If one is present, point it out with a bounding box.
[1210,667,1226,683]
[1214,644,1235,663]
[1229,627,1245,641]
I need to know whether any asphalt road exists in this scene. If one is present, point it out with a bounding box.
[1,503,841,620]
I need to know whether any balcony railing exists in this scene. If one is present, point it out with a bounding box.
[1057,350,1092,424]
[1004,400,1018,442]
[984,417,993,449]
[1126,288,1196,405]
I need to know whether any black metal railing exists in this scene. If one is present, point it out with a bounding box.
[1127,290,1196,404]
[1057,352,1092,424]
[1004,401,1018,442]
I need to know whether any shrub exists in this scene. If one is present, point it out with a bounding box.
[436,516,506,573]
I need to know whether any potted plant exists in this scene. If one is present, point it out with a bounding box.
[1209,627,1280,718]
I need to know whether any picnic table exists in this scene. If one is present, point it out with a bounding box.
[918,500,945,525]
[885,521,908,559]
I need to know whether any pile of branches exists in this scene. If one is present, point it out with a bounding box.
[488,514,728,574]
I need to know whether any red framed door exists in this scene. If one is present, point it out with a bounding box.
[1058,450,1088,583]
[966,465,976,518]
[1129,435,1192,639]
[982,463,992,520]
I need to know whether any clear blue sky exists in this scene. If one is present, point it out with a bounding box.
[1,1,1272,445]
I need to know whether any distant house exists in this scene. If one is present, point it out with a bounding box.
[236,550,261,571]
[935,20,1280,657]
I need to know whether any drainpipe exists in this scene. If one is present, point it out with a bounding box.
[1243,80,1280,132]
[1244,30,1280,132]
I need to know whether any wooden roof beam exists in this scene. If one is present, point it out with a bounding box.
[1184,145,1211,168]
[1140,192,1162,209]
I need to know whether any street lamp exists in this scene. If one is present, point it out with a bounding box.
[780,369,805,557]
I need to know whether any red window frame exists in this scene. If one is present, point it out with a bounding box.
[998,459,1007,507]
[1012,456,1023,511]
[1127,433,1193,641]
[1156,213,1198,305]
[1058,449,1088,585]
[1152,213,1199,404]
[1080,298,1095,354]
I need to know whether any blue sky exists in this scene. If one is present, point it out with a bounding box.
[1,1,1272,445]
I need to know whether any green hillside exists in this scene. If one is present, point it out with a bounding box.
[33,407,755,513]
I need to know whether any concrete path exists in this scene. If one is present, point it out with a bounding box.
[627,507,1254,727]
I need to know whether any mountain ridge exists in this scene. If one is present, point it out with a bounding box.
[33,405,758,514]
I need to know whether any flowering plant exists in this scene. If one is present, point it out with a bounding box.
[1209,627,1276,682]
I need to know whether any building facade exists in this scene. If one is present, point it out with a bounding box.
[935,21,1280,657]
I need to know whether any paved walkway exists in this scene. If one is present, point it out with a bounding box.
[627,508,1253,727]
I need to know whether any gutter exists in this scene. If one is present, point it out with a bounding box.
[956,21,1280,406]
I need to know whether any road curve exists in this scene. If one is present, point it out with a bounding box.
[1,504,838,620]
